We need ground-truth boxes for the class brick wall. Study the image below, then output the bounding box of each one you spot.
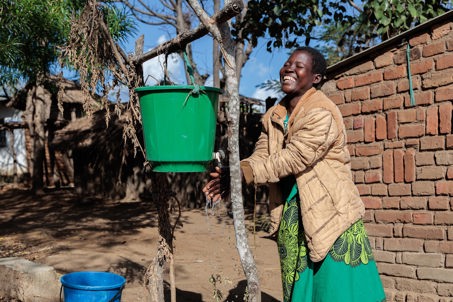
[323,18,453,302]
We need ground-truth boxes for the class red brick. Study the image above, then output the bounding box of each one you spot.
[364,116,375,142]
[375,210,412,223]
[328,93,344,105]
[379,263,417,278]
[349,61,374,74]
[411,59,434,75]
[448,167,453,179]
[366,224,393,237]
[400,197,427,209]
[398,124,424,138]
[448,39,453,51]
[412,181,436,196]
[432,23,451,40]
[365,170,382,183]
[353,116,364,129]
[423,41,446,57]
[374,53,394,68]
[356,184,370,195]
[384,65,406,80]
[405,140,418,150]
[404,149,416,182]
[371,82,395,98]
[409,34,430,46]
[448,134,453,149]
[362,99,383,113]
[362,211,374,223]
[384,238,423,252]
[415,152,435,166]
[343,116,353,129]
[406,90,434,107]
[397,76,421,93]
[423,70,453,88]
[362,196,382,209]
[376,115,387,140]
[436,53,453,70]
[435,212,453,225]
[416,166,446,180]
[394,278,438,294]
[416,107,426,121]
[425,240,453,254]
[355,71,383,87]
[351,86,369,101]
[403,225,445,240]
[339,103,361,117]
[420,136,445,150]
[394,149,405,183]
[435,85,453,102]
[355,144,382,156]
[382,197,400,209]
[439,101,452,134]
[371,183,387,196]
[354,170,365,183]
[385,141,405,149]
[446,255,453,267]
[436,181,453,195]
[398,109,417,123]
[337,77,354,90]
[387,111,398,139]
[383,96,404,110]
[435,150,453,165]
[388,183,411,196]
[413,212,434,224]
[383,150,394,184]
[426,106,439,135]
[429,196,450,210]
[347,130,363,143]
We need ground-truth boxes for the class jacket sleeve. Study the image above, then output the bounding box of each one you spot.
[240,127,270,184]
[248,108,340,185]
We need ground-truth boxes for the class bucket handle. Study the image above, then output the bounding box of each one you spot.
[108,285,125,302]
[182,51,206,107]
[59,284,125,302]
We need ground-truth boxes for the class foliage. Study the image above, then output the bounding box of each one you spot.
[238,0,452,61]
[0,0,77,85]
[0,0,135,88]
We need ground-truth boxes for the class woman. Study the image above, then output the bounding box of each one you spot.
[204,47,385,302]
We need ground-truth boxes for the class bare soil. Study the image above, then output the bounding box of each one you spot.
[0,185,282,302]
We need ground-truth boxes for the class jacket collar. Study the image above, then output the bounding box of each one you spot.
[272,87,317,123]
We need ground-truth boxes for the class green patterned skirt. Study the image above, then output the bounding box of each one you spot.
[277,194,386,302]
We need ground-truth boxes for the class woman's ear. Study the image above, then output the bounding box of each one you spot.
[313,73,322,85]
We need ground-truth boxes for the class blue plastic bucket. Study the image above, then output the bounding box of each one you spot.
[60,271,126,302]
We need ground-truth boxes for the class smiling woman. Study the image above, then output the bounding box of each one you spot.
[204,46,386,302]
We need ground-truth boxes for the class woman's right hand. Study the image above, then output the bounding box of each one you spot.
[203,166,229,202]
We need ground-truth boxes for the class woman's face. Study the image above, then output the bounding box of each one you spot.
[279,50,321,98]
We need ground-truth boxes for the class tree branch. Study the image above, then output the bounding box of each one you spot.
[134,0,243,65]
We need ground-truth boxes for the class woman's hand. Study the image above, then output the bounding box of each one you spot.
[203,166,230,202]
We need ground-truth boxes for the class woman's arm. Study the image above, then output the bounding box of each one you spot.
[247,108,340,184]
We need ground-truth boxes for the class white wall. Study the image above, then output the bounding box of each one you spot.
[0,108,28,176]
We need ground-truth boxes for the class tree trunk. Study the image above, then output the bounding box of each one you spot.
[223,48,261,302]
[185,0,261,300]
[145,173,176,302]
[25,84,52,194]
[219,10,261,302]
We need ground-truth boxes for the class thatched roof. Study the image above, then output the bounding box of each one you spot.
[7,75,99,111]
[52,109,125,151]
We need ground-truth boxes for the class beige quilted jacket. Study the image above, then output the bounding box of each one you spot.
[240,87,365,262]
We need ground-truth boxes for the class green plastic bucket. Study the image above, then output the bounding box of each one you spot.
[136,85,221,172]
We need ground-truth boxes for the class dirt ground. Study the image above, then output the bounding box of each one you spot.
[0,185,282,302]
